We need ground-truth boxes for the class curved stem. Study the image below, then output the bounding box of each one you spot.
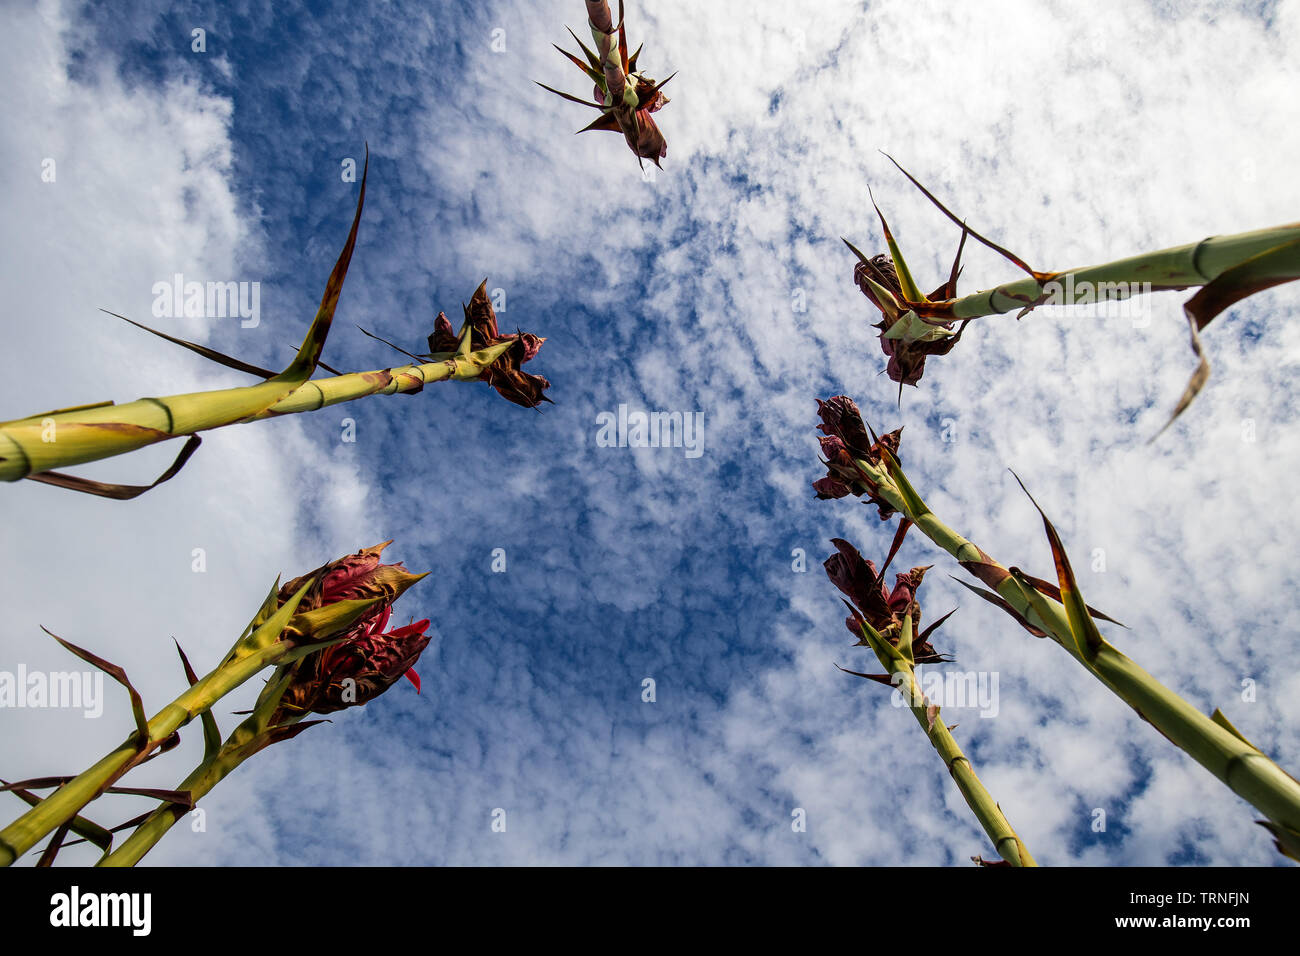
[0,642,290,866]
[853,452,1300,858]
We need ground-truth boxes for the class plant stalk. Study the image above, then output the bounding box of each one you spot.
[850,449,1300,857]
[919,224,1300,320]
[98,711,307,867]
[0,640,294,866]
[857,617,1036,866]
[0,343,512,484]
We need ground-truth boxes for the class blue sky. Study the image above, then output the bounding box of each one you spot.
[2,0,1299,866]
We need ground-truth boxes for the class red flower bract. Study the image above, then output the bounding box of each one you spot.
[813,396,902,520]
[427,281,552,408]
[853,253,969,387]
[274,542,433,717]
[824,538,951,666]
[543,0,673,168]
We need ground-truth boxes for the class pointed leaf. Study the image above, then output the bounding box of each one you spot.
[1210,708,1262,752]
[280,599,383,654]
[281,343,344,376]
[175,639,221,761]
[404,667,422,693]
[1256,820,1300,862]
[41,628,149,741]
[950,575,1049,638]
[553,43,603,84]
[0,776,74,791]
[36,821,74,868]
[104,787,194,808]
[264,719,328,746]
[856,616,905,666]
[278,144,369,381]
[1155,237,1300,437]
[832,662,894,687]
[235,576,315,656]
[101,309,277,378]
[355,324,426,365]
[876,445,928,519]
[933,223,969,300]
[25,434,201,500]
[1018,574,1127,628]
[617,0,630,71]
[1010,471,1104,659]
[896,612,915,665]
[577,112,622,134]
[918,607,958,643]
[0,780,113,852]
[867,186,925,304]
[535,81,603,109]
[567,26,605,73]
[883,153,1044,280]
[877,518,912,580]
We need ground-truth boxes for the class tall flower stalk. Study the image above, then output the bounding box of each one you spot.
[98,543,432,866]
[0,542,430,866]
[846,157,1300,432]
[825,538,1036,866]
[538,1,674,168]
[814,395,1300,861]
[0,155,550,499]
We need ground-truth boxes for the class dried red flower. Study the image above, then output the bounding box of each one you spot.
[813,395,902,520]
[274,542,433,716]
[824,537,952,666]
[427,281,552,408]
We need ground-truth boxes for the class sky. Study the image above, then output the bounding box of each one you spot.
[1,0,1298,866]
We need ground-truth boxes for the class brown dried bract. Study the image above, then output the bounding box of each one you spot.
[813,395,901,520]
[427,281,552,408]
[824,538,953,666]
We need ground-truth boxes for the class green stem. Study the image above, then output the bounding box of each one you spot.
[0,344,511,483]
[0,641,291,866]
[856,453,1300,856]
[913,224,1300,320]
[858,619,1036,866]
[98,712,305,867]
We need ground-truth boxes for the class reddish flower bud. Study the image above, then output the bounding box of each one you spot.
[812,475,853,500]
[279,615,432,716]
[546,1,672,167]
[426,282,552,408]
[854,253,969,387]
[824,538,950,666]
[813,396,902,519]
[630,109,668,165]
[274,542,433,717]
[432,312,455,344]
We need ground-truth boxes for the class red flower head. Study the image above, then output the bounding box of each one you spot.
[824,538,952,666]
[813,395,902,520]
[540,0,673,167]
[426,281,552,408]
[853,252,969,388]
[274,542,433,716]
